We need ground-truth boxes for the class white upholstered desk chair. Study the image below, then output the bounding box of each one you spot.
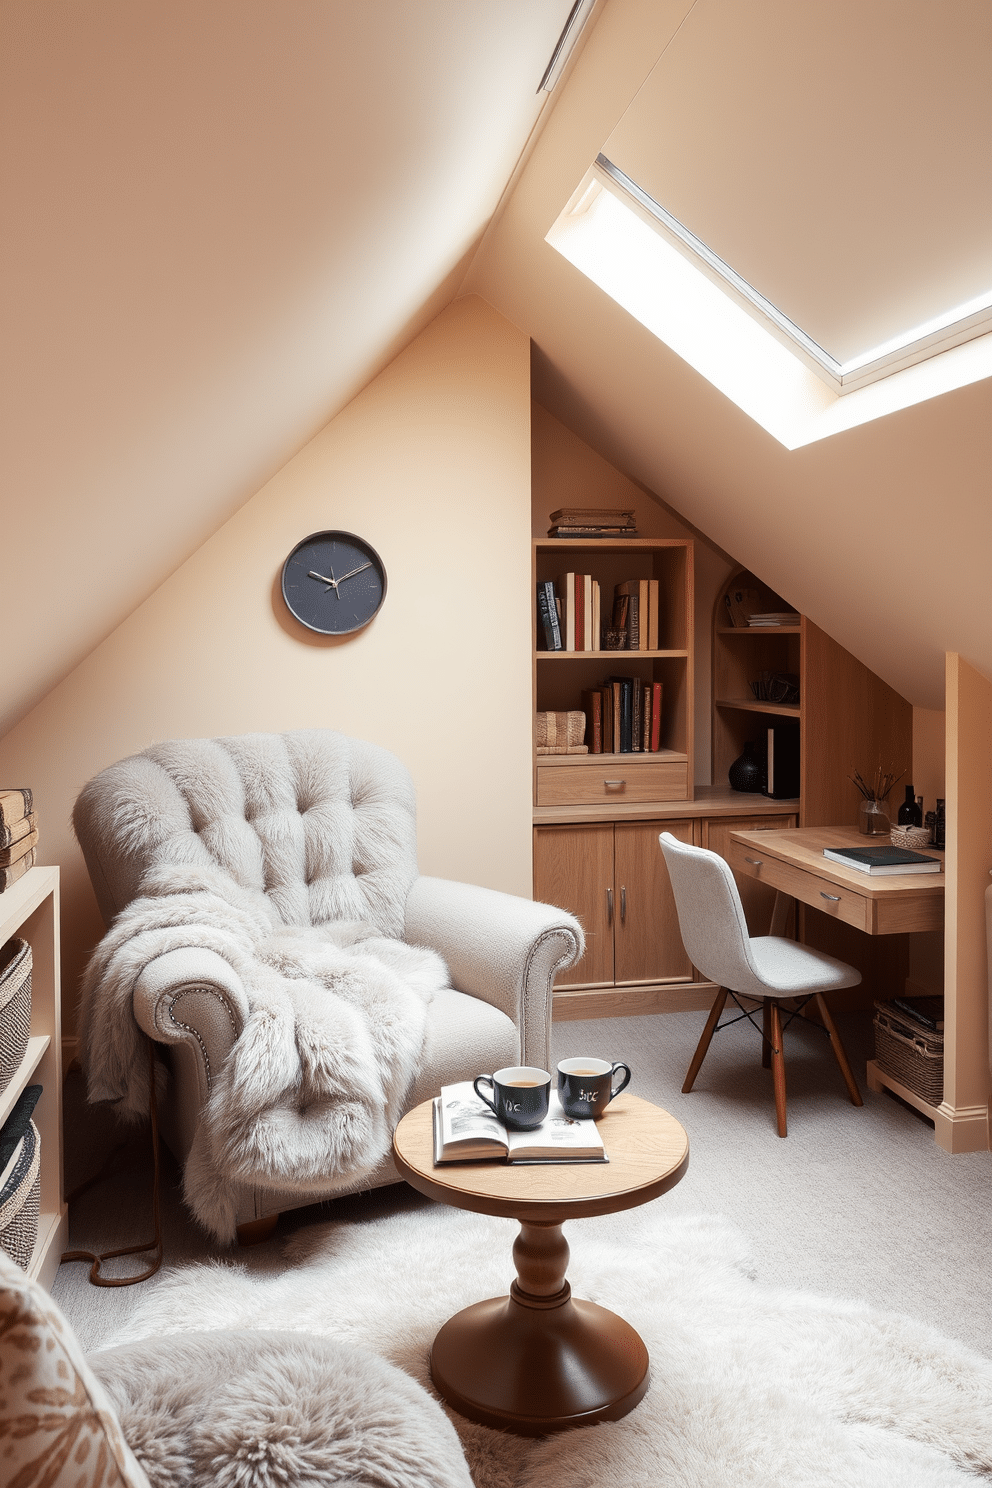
[658,832,864,1137]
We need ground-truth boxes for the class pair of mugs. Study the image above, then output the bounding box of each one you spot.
[474,1057,631,1130]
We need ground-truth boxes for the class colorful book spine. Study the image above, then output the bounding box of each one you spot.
[650,682,663,751]
[536,581,562,651]
[581,689,603,753]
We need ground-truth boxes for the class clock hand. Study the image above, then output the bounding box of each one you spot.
[334,561,373,584]
[308,569,338,591]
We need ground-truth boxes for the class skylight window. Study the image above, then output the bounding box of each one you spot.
[546,162,992,450]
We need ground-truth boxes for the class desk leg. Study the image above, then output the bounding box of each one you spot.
[429,1219,649,1435]
[769,890,792,937]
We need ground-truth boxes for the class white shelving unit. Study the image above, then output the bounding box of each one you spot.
[1,866,67,1290]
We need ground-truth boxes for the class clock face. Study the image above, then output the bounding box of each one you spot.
[281,530,387,636]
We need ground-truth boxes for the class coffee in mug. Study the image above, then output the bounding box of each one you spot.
[557,1057,631,1120]
[474,1066,551,1130]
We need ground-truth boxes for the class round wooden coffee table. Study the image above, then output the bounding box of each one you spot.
[392,1092,689,1435]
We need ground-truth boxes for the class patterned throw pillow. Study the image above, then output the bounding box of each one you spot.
[0,1248,150,1488]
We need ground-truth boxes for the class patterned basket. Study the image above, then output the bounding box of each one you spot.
[889,824,932,849]
[873,1001,943,1106]
[0,1118,41,1269]
[0,938,31,1096]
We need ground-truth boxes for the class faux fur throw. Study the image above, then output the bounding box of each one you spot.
[78,862,449,1240]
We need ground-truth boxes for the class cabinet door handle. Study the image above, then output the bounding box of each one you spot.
[620,886,627,924]
[604,779,626,790]
[744,856,763,867]
[607,888,613,926]
[820,891,841,902]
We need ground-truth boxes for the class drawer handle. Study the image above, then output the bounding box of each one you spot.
[744,856,763,867]
[604,779,626,789]
[607,887,614,926]
[821,892,841,902]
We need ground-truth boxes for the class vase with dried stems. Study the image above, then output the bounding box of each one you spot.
[851,764,906,836]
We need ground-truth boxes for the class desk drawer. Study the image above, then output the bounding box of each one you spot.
[537,760,688,806]
[728,842,869,932]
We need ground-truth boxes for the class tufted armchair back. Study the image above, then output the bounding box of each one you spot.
[73,730,420,938]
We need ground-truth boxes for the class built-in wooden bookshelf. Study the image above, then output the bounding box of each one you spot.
[0,867,67,1291]
[533,538,694,804]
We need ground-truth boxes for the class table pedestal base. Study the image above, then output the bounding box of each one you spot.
[429,1220,649,1435]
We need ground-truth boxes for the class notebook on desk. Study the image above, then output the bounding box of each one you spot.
[822,845,942,876]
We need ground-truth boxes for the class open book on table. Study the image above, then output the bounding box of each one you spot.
[433,1082,608,1165]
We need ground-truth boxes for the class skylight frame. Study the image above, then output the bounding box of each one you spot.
[594,154,992,396]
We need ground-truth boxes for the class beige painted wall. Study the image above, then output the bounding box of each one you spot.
[530,402,734,784]
[0,296,533,1035]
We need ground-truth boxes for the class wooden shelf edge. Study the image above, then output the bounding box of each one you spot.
[0,1035,50,1126]
[715,698,801,718]
[536,650,689,660]
[865,1059,940,1121]
[26,1206,70,1293]
[0,867,60,943]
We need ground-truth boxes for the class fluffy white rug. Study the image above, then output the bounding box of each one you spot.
[104,1204,992,1488]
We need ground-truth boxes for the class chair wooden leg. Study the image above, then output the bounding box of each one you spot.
[769,1001,787,1136]
[762,999,772,1068]
[682,988,729,1093]
[814,992,864,1106]
[236,1214,279,1246]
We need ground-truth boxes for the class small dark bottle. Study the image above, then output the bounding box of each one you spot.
[897,785,923,827]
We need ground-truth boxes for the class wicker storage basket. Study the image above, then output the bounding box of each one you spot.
[0,938,31,1096]
[0,1117,41,1269]
[873,1000,944,1106]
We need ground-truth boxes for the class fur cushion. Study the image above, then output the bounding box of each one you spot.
[90,1329,473,1488]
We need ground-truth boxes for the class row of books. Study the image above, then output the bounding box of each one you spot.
[582,679,663,755]
[0,788,38,892]
[537,576,661,652]
[547,506,637,539]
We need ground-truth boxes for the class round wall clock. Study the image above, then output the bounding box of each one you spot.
[281,530,387,636]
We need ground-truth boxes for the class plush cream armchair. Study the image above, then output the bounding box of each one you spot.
[73,730,582,1240]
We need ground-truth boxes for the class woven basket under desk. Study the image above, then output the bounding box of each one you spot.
[0,938,31,1097]
[873,1001,944,1106]
[0,1117,41,1270]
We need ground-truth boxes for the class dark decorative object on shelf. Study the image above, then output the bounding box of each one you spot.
[749,671,800,705]
[728,741,764,793]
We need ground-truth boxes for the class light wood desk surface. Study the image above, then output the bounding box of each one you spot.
[728,825,944,936]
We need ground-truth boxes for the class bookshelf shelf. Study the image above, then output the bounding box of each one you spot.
[715,698,801,719]
[536,649,690,661]
[716,626,801,636]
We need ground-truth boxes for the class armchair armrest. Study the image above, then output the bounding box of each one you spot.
[132,948,249,1105]
[404,876,583,1072]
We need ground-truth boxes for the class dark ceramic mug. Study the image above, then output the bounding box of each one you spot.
[557,1057,632,1120]
[473,1066,551,1131]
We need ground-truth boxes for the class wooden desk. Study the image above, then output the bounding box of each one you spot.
[728,825,944,936]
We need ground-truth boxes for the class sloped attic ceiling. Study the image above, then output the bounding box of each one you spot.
[0,0,590,737]
[466,0,992,709]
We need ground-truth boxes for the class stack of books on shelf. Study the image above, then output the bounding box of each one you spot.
[0,789,37,892]
[547,507,638,538]
[747,611,799,628]
[537,577,660,652]
[582,679,663,755]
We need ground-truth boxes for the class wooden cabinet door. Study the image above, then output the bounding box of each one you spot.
[614,819,695,985]
[533,825,615,988]
[702,814,797,936]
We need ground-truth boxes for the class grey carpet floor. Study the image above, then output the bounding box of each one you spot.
[53,1008,992,1359]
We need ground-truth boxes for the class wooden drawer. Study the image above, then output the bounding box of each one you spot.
[536,759,688,806]
[727,841,869,933]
